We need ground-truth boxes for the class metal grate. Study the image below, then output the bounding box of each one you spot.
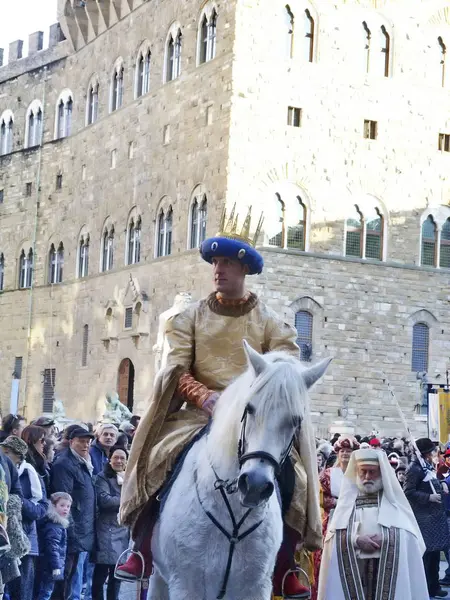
[440,218,450,268]
[412,323,429,372]
[56,174,62,190]
[124,307,133,329]
[287,107,302,127]
[25,182,32,197]
[345,222,362,257]
[363,120,377,140]
[287,225,304,249]
[42,368,56,412]
[13,357,22,379]
[295,310,313,362]
[365,215,382,260]
[0,190,3,204]
[439,133,450,152]
[81,324,89,367]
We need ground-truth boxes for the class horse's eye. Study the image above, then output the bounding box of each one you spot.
[246,403,256,415]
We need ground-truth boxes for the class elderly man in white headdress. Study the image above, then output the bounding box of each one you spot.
[318,448,428,600]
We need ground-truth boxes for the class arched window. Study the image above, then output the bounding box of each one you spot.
[78,234,89,278]
[269,194,286,247]
[287,197,307,250]
[0,253,4,291]
[439,36,447,87]
[49,243,64,284]
[81,324,89,367]
[136,49,151,97]
[295,310,313,362]
[87,82,99,125]
[19,248,33,289]
[111,65,124,112]
[127,217,141,265]
[412,323,429,372]
[56,94,73,139]
[365,208,383,260]
[157,208,173,257]
[440,218,450,268]
[190,194,208,248]
[26,103,43,148]
[0,114,13,155]
[303,9,314,63]
[199,9,218,64]
[345,205,364,257]
[101,225,114,272]
[363,21,371,74]
[381,25,390,77]
[284,5,295,59]
[166,30,182,82]
[421,215,437,267]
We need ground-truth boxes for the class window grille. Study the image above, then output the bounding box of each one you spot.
[27,108,42,147]
[42,368,56,412]
[49,243,64,284]
[13,357,23,379]
[0,253,4,291]
[165,209,173,256]
[82,324,89,367]
[57,101,65,139]
[303,9,314,63]
[124,307,133,329]
[190,196,207,249]
[345,206,363,257]
[295,311,313,361]
[137,51,151,97]
[200,15,208,64]
[25,182,32,197]
[363,120,377,140]
[102,227,114,272]
[365,210,383,260]
[112,68,124,111]
[127,219,141,265]
[157,210,173,257]
[87,85,99,125]
[78,236,89,278]
[412,323,429,372]
[421,215,437,267]
[0,190,3,204]
[440,218,450,268]
[167,31,182,81]
[0,117,13,155]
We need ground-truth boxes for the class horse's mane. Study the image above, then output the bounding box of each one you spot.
[208,350,311,465]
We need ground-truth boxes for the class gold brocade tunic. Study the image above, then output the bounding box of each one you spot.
[164,292,300,392]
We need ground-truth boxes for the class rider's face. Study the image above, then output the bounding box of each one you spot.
[212,257,247,297]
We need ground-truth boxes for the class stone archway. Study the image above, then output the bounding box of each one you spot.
[117,358,135,411]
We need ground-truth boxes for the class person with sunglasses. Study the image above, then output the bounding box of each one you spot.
[0,414,26,444]
[21,426,51,495]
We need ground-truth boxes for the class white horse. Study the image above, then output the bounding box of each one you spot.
[149,341,331,600]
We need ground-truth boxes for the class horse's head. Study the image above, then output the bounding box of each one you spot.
[234,341,331,508]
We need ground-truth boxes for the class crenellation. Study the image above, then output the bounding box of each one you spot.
[28,32,44,56]
[9,40,23,62]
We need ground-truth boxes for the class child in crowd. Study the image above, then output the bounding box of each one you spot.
[36,492,72,600]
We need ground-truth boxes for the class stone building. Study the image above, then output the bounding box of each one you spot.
[0,0,450,434]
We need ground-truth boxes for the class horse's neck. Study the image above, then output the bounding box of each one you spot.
[197,435,240,487]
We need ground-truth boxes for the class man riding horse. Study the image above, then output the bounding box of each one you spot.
[118,207,323,598]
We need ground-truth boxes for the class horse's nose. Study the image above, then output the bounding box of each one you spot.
[238,471,274,507]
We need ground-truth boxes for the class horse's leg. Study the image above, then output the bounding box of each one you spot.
[147,569,169,600]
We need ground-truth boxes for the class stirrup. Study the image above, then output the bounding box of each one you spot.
[114,549,148,582]
[281,567,311,599]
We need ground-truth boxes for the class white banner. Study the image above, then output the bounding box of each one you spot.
[428,392,439,440]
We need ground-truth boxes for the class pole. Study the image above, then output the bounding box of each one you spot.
[382,372,437,494]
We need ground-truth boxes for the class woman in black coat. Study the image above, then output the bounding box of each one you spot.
[404,437,450,599]
[92,446,130,600]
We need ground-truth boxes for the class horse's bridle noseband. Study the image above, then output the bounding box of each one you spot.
[237,404,295,474]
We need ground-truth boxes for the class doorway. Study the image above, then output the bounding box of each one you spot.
[117,358,135,411]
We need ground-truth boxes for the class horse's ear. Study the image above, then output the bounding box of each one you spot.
[302,357,332,389]
[243,340,266,376]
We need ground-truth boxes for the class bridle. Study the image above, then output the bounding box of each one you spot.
[238,403,295,475]
[194,404,297,599]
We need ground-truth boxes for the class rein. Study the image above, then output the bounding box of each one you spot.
[194,405,295,599]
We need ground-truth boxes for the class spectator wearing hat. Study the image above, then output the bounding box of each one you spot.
[50,426,96,600]
[369,437,381,448]
[129,415,141,431]
[32,417,56,439]
[1,436,48,600]
[404,437,450,598]
[119,421,135,447]
[0,414,26,444]
[395,461,407,487]
[90,424,119,476]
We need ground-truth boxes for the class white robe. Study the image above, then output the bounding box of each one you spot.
[318,504,429,600]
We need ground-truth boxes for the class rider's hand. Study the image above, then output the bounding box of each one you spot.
[201,393,219,416]
[430,493,442,504]
[356,535,381,553]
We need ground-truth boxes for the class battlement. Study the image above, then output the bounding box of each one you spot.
[0,23,65,68]
[0,24,68,84]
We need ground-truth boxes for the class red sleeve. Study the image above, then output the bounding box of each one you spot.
[320,469,335,513]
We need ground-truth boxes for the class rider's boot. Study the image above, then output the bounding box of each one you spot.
[115,539,152,580]
[273,526,310,599]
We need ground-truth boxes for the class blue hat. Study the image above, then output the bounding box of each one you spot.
[200,236,264,275]
[200,205,264,275]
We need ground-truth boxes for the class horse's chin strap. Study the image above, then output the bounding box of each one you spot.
[194,466,265,600]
